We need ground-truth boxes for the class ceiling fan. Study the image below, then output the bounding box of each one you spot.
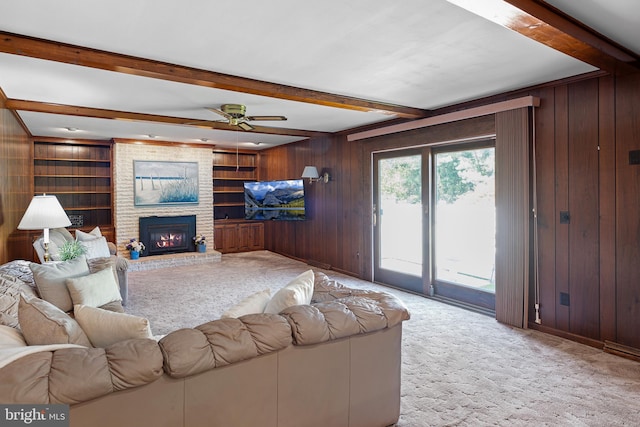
[207,104,287,131]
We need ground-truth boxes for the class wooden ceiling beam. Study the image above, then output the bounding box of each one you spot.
[5,99,328,138]
[447,0,639,75]
[0,31,428,119]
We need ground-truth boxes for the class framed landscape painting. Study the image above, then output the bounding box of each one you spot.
[134,160,199,206]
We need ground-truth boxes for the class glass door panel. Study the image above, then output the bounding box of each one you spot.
[433,145,496,310]
[373,150,424,293]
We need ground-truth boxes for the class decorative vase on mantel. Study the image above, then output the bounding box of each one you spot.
[130,250,140,260]
[197,244,206,253]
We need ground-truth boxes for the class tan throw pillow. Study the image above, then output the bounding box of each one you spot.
[30,256,90,312]
[222,289,272,318]
[264,269,315,314]
[18,296,92,347]
[66,267,122,308]
[74,304,153,348]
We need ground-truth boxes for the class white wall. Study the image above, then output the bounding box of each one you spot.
[114,142,213,254]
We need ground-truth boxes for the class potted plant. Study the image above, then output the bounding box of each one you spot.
[126,238,145,260]
[58,240,87,261]
[193,234,206,253]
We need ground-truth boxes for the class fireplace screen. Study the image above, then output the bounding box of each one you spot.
[139,215,196,256]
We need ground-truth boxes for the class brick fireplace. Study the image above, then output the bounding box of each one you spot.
[113,142,214,257]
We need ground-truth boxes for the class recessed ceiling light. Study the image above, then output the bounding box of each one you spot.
[65,127,78,132]
[200,138,209,142]
[147,134,157,138]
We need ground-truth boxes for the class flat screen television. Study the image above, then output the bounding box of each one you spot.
[244,179,306,221]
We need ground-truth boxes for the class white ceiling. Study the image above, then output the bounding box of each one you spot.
[0,0,636,150]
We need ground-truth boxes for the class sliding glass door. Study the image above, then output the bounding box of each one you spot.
[372,150,425,293]
[373,141,496,311]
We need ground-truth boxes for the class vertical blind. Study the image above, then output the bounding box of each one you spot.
[495,108,532,328]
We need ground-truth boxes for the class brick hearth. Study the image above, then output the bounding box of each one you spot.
[127,250,222,272]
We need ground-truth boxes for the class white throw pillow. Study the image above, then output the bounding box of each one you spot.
[222,289,271,318]
[264,270,315,314]
[66,268,122,308]
[79,236,111,259]
[74,305,153,348]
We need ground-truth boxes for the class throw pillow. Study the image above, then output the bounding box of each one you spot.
[264,269,315,314]
[18,296,92,347]
[75,226,102,241]
[0,324,27,349]
[66,267,122,308]
[30,256,90,312]
[79,236,111,259]
[221,289,271,318]
[74,304,153,348]
[0,271,39,328]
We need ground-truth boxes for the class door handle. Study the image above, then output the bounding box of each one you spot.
[372,204,377,227]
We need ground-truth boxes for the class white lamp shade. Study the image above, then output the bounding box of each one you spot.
[17,195,72,230]
[301,166,320,179]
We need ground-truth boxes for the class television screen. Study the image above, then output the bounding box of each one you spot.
[244,179,306,221]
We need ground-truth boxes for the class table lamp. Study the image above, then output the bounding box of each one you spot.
[18,194,72,261]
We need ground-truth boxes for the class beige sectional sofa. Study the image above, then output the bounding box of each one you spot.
[0,262,410,427]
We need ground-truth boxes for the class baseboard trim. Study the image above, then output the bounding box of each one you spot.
[604,341,640,362]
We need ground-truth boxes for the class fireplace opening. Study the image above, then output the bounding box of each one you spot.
[139,215,196,257]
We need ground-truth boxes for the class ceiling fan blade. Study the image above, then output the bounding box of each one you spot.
[237,121,254,131]
[246,115,287,121]
[207,107,233,121]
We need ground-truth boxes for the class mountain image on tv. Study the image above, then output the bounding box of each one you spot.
[244,179,305,220]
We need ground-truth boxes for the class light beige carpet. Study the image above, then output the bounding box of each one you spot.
[126,250,640,426]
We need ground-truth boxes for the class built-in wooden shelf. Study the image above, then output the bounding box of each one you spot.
[212,150,258,220]
[33,139,114,232]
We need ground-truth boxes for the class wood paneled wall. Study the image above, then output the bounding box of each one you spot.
[262,71,640,351]
[0,98,33,264]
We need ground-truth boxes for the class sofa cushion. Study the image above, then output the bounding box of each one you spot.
[29,256,90,312]
[0,271,39,328]
[159,314,292,379]
[66,267,122,308]
[222,289,271,318]
[74,305,153,348]
[18,296,92,347]
[264,269,314,314]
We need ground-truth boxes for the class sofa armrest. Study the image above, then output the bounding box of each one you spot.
[0,339,163,404]
[159,313,292,379]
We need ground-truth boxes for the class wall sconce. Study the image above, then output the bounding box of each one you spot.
[17,194,71,262]
[301,166,330,184]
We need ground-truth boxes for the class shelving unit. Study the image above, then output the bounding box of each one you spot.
[212,149,264,253]
[212,150,258,220]
[33,140,114,240]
